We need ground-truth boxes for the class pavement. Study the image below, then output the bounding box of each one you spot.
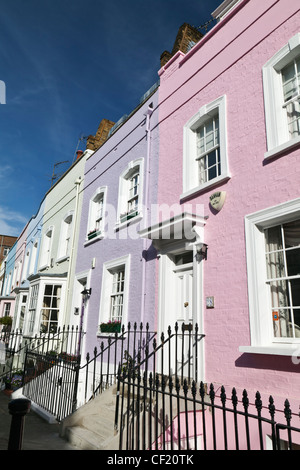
[0,391,79,451]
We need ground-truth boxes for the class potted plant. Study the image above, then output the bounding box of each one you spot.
[120,209,138,223]
[3,372,23,395]
[99,320,122,333]
[58,352,78,363]
[0,316,12,326]
[0,315,12,333]
[88,229,101,240]
[11,374,22,390]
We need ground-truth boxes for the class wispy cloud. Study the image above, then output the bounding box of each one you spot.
[0,165,13,179]
[0,206,28,236]
[10,84,51,106]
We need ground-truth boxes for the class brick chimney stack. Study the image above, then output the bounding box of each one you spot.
[86,119,115,151]
[160,23,203,67]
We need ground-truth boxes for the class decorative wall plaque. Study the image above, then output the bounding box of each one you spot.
[209,191,226,212]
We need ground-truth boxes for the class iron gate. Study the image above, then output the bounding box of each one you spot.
[22,349,80,422]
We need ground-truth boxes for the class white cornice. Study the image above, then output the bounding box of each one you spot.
[212,0,242,21]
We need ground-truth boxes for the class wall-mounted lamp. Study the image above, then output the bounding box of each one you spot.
[81,288,92,296]
[196,243,208,260]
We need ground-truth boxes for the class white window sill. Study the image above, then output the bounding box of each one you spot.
[56,255,69,264]
[96,330,122,337]
[264,136,300,160]
[84,233,104,246]
[239,344,300,357]
[114,214,143,232]
[38,264,49,272]
[181,174,230,200]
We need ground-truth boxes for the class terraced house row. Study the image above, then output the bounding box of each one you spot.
[1,0,300,450]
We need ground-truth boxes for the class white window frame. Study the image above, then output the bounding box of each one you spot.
[29,240,38,275]
[116,159,144,229]
[12,260,22,289]
[182,95,229,199]
[98,254,130,333]
[5,271,12,295]
[86,186,107,243]
[263,33,300,160]
[40,283,62,334]
[3,247,9,256]
[4,302,11,316]
[12,265,18,290]
[16,292,27,331]
[22,250,30,281]
[27,282,39,335]
[242,198,300,357]
[57,211,74,261]
[39,227,54,270]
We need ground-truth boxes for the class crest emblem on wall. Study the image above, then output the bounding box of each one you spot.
[209,191,226,212]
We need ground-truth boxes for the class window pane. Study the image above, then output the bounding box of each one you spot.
[44,284,53,296]
[198,156,207,184]
[110,269,125,322]
[290,278,300,307]
[265,225,283,251]
[273,308,293,338]
[198,128,205,155]
[283,219,300,247]
[282,61,297,102]
[215,118,219,146]
[207,150,217,168]
[286,100,300,139]
[266,251,285,279]
[50,309,58,322]
[43,296,51,309]
[205,120,214,150]
[286,248,300,277]
[208,162,217,180]
[293,309,300,337]
[40,284,61,333]
[273,307,300,338]
[208,150,219,180]
[270,280,289,309]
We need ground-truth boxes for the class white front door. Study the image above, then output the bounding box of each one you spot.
[173,264,194,379]
[174,264,193,332]
[159,249,204,381]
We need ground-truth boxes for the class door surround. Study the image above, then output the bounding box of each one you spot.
[139,212,206,381]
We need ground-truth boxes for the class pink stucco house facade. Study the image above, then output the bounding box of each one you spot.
[139,0,300,447]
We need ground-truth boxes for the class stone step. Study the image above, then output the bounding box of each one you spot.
[81,414,115,439]
[65,426,104,450]
[60,387,119,450]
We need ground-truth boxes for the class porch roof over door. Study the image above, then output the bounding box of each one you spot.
[138,212,206,251]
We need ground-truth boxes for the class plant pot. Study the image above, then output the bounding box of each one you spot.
[120,211,138,223]
[100,323,121,333]
[88,231,100,240]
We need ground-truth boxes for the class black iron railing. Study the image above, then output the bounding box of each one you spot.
[22,349,80,422]
[0,326,84,420]
[78,322,157,404]
[113,323,300,451]
[17,322,155,421]
[115,370,300,451]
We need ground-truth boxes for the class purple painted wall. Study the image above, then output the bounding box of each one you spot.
[75,90,159,356]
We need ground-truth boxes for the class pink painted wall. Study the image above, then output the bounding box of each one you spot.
[157,0,300,416]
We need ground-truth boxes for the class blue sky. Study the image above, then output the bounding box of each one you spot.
[0,0,221,236]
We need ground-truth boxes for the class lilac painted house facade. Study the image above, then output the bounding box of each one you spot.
[73,87,159,360]
[138,0,300,449]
